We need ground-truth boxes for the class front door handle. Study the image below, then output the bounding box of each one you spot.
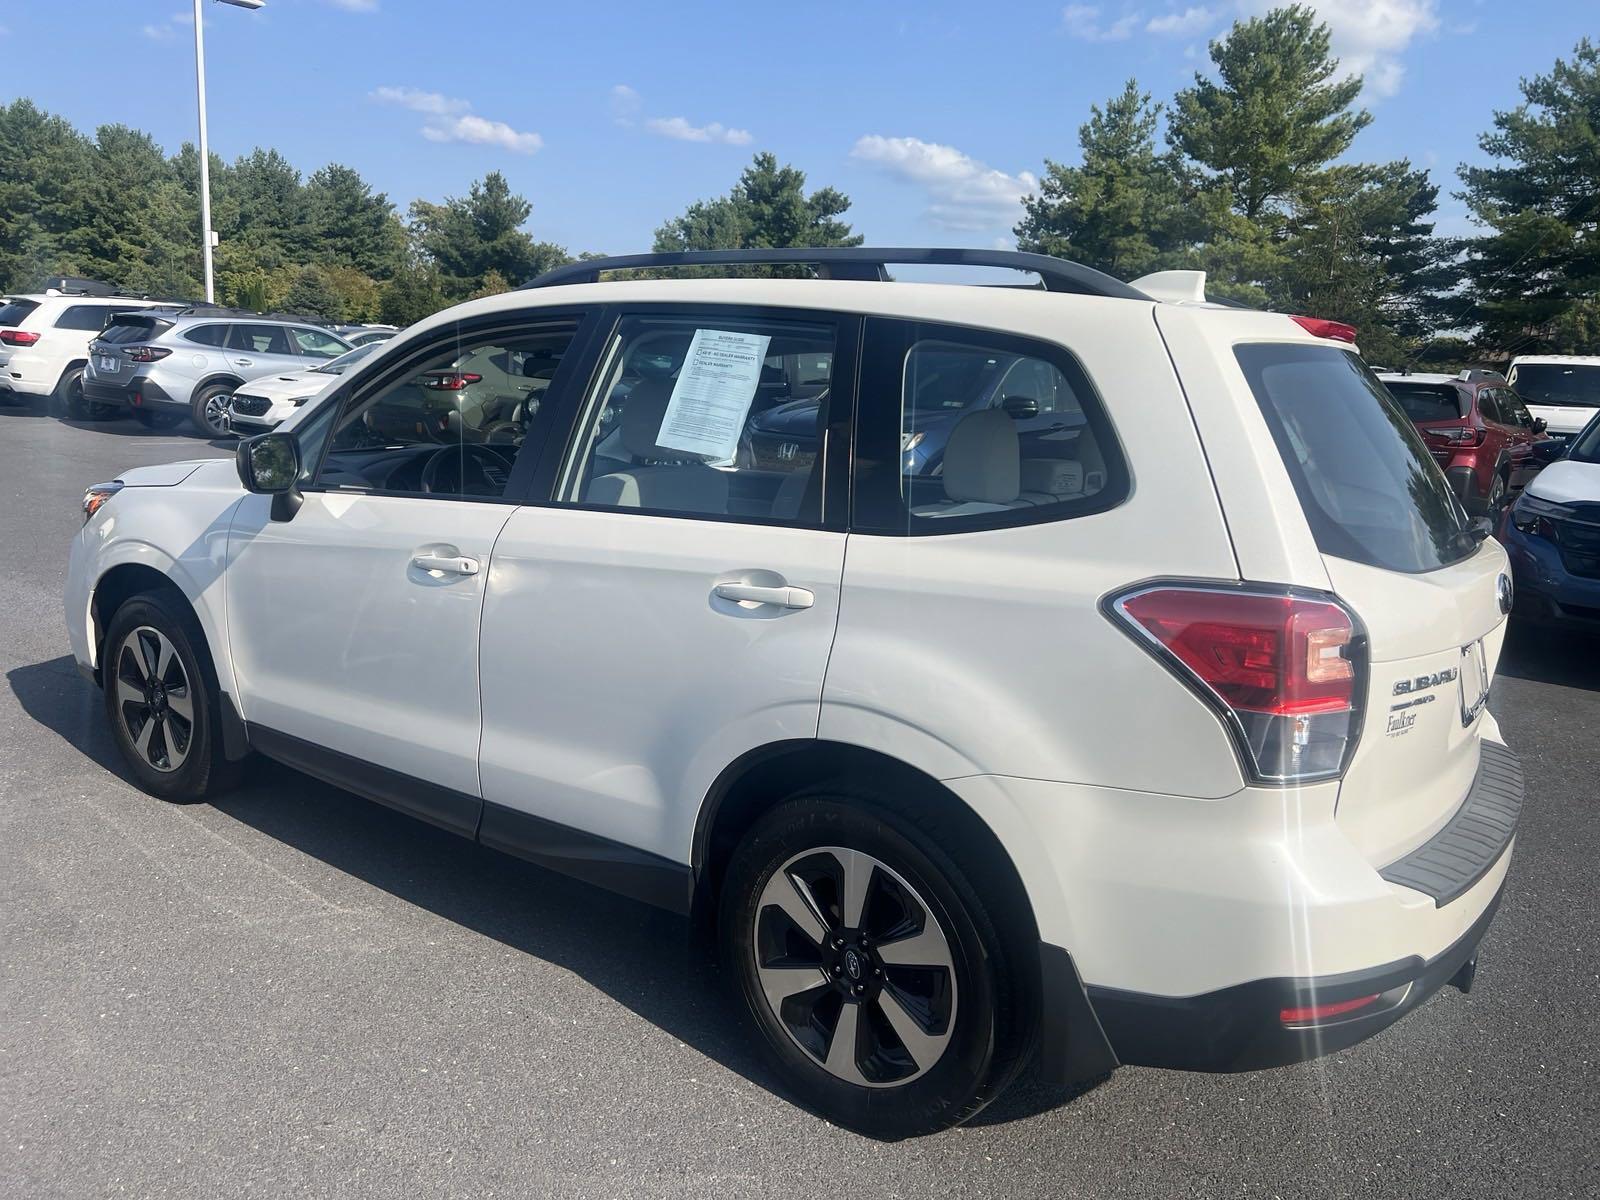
[714,582,814,609]
[412,553,480,576]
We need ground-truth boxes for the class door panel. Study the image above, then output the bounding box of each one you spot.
[227,491,513,804]
[477,509,845,861]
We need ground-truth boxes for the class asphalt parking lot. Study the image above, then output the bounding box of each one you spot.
[2,403,1597,1199]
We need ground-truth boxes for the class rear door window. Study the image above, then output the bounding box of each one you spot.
[0,299,40,326]
[1236,343,1471,574]
[55,304,130,331]
[229,324,293,356]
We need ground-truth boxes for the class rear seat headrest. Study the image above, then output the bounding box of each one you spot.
[943,410,1020,504]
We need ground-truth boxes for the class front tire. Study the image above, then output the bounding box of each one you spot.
[720,793,1029,1138]
[102,591,235,802]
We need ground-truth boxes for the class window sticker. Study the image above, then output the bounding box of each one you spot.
[656,328,772,461]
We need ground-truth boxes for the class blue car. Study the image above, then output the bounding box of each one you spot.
[1500,408,1600,633]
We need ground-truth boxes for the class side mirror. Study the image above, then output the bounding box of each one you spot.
[1468,515,1495,543]
[1000,394,1040,420]
[1533,417,1547,433]
[236,432,303,521]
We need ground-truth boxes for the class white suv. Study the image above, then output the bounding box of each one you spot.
[64,249,1522,1138]
[0,281,170,417]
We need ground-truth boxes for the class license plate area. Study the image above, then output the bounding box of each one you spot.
[1459,638,1489,726]
[97,355,119,372]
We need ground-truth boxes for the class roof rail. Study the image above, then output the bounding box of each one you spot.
[166,303,337,326]
[522,247,1150,300]
[39,276,197,302]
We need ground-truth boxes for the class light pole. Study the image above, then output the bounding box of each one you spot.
[192,0,264,304]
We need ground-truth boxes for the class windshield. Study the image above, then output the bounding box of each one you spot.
[1508,362,1600,408]
[1384,381,1467,422]
[1568,410,1600,464]
[311,341,379,375]
[100,316,173,344]
[1237,344,1471,573]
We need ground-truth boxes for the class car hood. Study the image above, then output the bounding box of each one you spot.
[749,397,824,438]
[114,460,212,488]
[1525,458,1600,505]
[239,369,335,403]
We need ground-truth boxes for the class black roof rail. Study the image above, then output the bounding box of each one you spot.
[522,247,1150,300]
[167,304,337,326]
[39,276,199,303]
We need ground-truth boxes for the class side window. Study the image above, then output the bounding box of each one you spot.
[293,327,348,359]
[1477,388,1503,424]
[184,324,229,347]
[312,320,579,500]
[1507,392,1534,427]
[558,313,837,524]
[228,324,292,356]
[859,325,1124,530]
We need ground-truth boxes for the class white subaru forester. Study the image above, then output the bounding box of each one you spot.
[65,249,1522,1138]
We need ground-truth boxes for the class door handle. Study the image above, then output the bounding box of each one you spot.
[233,357,254,367]
[412,553,480,576]
[714,582,814,609]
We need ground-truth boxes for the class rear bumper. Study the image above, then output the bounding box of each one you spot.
[1071,876,1503,1073]
[81,377,181,409]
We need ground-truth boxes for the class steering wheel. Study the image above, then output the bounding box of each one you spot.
[419,442,515,496]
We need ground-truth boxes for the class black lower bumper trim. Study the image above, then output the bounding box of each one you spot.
[1380,741,1522,907]
[1077,877,1505,1072]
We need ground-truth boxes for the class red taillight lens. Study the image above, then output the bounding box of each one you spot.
[1110,585,1364,783]
[1279,994,1380,1025]
[421,371,482,391]
[1291,316,1358,344]
[0,329,41,346]
[124,346,171,363]
[1425,426,1483,447]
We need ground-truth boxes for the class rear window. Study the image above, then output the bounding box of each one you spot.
[1237,344,1471,574]
[1507,362,1600,409]
[0,299,40,327]
[100,317,174,344]
[1384,381,1466,423]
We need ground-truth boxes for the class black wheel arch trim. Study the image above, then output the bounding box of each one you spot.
[189,374,244,406]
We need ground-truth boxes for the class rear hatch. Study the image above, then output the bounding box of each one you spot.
[1235,343,1509,867]
[1383,379,1474,468]
[0,297,42,375]
[90,314,174,384]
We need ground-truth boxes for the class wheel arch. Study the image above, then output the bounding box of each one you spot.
[690,739,1041,954]
[189,374,244,406]
[54,357,89,392]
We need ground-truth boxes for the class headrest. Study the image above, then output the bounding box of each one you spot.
[621,377,702,462]
[942,410,1019,504]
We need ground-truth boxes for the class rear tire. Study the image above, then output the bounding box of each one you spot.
[101,591,236,803]
[719,791,1029,1138]
[56,367,120,421]
[190,383,235,438]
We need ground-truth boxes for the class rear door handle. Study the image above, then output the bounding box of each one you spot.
[233,357,254,367]
[412,553,480,576]
[714,582,814,609]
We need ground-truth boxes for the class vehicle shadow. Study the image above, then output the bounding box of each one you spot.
[1497,621,1600,693]
[7,653,1097,1134]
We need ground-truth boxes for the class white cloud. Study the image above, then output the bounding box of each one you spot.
[142,23,173,40]
[851,135,1037,233]
[645,116,753,146]
[372,87,541,154]
[371,86,470,116]
[325,0,380,12]
[1061,4,1142,42]
[1147,6,1215,35]
[1232,0,1439,97]
[421,115,543,155]
[610,84,641,126]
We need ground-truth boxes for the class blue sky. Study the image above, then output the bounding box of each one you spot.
[1,1,1594,256]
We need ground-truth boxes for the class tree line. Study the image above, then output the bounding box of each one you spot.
[1,6,1594,364]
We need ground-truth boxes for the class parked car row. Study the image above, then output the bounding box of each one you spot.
[0,277,395,435]
[65,248,1531,1136]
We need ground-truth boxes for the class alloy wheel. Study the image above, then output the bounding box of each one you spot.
[113,626,194,773]
[753,846,957,1087]
[202,392,231,436]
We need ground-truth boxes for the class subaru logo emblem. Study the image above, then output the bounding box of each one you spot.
[843,948,863,980]
[1497,573,1513,615]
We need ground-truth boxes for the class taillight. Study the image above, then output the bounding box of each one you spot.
[1108,584,1365,783]
[1290,316,1358,344]
[421,371,482,391]
[1425,425,1483,447]
[0,329,41,346]
[124,346,171,363]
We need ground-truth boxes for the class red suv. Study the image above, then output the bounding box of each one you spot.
[1379,370,1546,516]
